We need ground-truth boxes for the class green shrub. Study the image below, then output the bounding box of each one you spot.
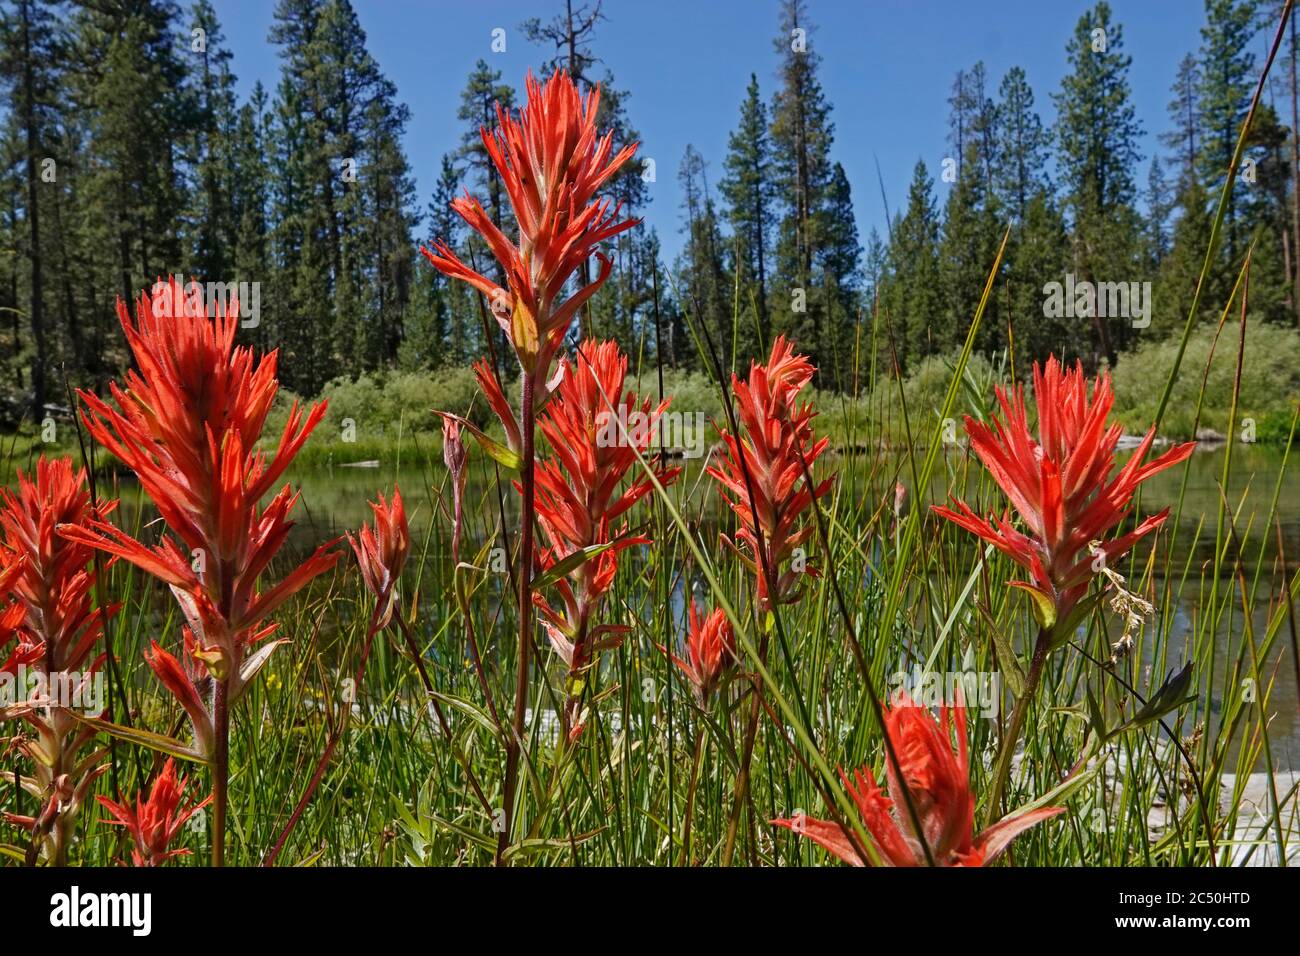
[1111,320,1300,441]
[263,366,491,463]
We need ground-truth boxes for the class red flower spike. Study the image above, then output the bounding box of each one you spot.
[527,340,678,724]
[0,456,118,862]
[773,697,1064,866]
[0,457,117,675]
[933,356,1195,629]
[59,277,341,753]
[663,600,737,702]
[422,71,639,384]
[97,758,212,866]
[347,488,410,627]
[706,336,835,611]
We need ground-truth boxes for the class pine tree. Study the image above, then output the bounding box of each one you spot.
[818,161,861,387]
[267,0,418,389]
[720,73,774,352]
[0,0,63,415]
[521,0,604,86]
[455,60,515,250]
[863,227,887,306]
[995,65,1051,223]
[938,143,1001,356]
[1054,3,1142,218]
[676,144,731,369]
[769,0,837,376]
[1156,176,1212,335]
[1144,156,1174,268]
[1052,1,1144,363]
[231,82,272,353]
[1007,192,1072,364]
[520,1,653,356]
[186,0,238,284]
[358,73,417,367]
[406,153,472,370]
[885,161,942,369]
[1162,52,1202,190]
[1197,0,1257,266]
[268,0,334,390]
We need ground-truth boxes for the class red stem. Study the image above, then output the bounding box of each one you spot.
[498,370,536,866]
[211,676,229,867]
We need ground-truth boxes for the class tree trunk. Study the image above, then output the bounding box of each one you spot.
[20,0,47,420]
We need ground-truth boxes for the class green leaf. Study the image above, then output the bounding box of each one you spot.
[1111,663,1195,737]
[1048,591,1104,649]
[977,601,1026,695]
[0,844,27,863]
[427,690,500,740]
[293,847,328,867]
[1084,684,1108,738]
[239,638,289,689]
[443,414,521,470]
[1009,581,1057,632]
[501,831,601,862]
[531,541,617,591]
[428,812,498,852]
[71,714,208,765]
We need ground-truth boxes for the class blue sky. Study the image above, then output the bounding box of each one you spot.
[211,1,1231,261]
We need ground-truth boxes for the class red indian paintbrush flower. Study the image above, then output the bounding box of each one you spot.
[60,279,341,740]
[773,697,1064,866]
[933,357,1195,630]
[442,418,468,565]
[530,340,678,730]
[348,488,410,627]
[422,70,639,383]
[707,336,835,611]
[663,599,737,703]
[97,758,211,866]
[424,69,639,860]
[0,456,118,863]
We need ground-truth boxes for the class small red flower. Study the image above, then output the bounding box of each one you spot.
[347,488,410,626]
[442,418,469,564]
[933,357,1195,629]
[773,698,1063,866]
[97,758,212,866]
[664,600,737,702]
[422,70,639,382]
[707,336,835,610]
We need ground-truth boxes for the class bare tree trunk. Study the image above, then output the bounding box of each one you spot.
[19,0,47,420]
[1290,6,1300,325]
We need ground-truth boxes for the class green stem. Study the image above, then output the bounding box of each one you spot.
[677,724,706,867]
[985,628,1051,827]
